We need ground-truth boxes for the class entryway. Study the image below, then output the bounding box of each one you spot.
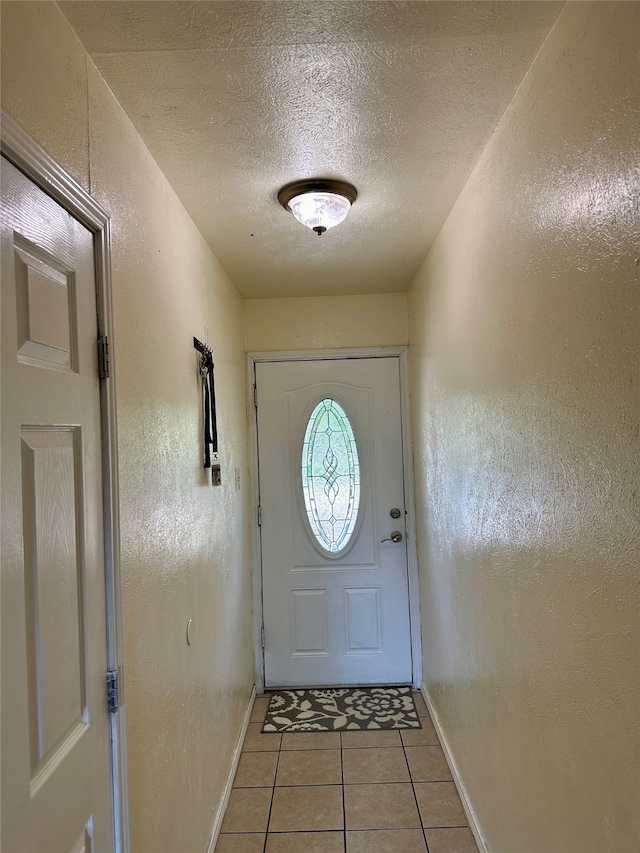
[253,353,420,689]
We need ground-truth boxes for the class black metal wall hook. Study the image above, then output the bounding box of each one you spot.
[194,336,218,466]
[193,336,210,357]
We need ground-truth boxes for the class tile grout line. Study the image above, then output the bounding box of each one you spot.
[261,729,281,853]
[401,720,431,853]
[340,732,347,851]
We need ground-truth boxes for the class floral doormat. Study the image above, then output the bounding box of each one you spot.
[262,687,422,732]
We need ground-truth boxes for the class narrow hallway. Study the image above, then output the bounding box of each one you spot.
[216,692,478,853]
[1,2,637,851]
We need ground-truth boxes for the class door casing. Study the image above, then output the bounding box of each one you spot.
[1,110,129,853]
[247,347,422,693]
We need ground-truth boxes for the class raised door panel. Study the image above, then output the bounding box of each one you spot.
[14,239,77,370]
[68,822,94,853]
[21,429,88,778]
[291,589,329,656]
[344,587,383,655]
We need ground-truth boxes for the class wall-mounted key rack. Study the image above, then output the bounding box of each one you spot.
[194,336,220,485]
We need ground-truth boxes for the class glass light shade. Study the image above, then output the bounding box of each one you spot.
[287,191,352,232]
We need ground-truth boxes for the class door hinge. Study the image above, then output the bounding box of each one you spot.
[257,505,262,526]
[261,627,265,649]
[98,336,110,380]
[106,669,119,714]
[253,384,258,408]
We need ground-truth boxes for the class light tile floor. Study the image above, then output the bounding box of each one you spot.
[216,691,478,853]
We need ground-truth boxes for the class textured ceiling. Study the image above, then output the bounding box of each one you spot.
[59,1,562,298]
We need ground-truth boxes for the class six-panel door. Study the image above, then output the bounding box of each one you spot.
[1,158,113,851]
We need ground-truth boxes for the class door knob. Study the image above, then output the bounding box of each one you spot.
[381,531,403,543]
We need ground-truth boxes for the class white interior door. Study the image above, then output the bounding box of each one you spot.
[256,357,413,687]
[1,158,114,851]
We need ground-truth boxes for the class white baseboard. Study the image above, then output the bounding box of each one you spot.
[206,685,256,853]
[421,682,488,853]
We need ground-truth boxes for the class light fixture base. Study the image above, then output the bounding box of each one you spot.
[278,178,358,210]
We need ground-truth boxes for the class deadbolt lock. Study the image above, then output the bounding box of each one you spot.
[390,507,402,519]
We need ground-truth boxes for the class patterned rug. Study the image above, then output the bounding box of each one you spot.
[262,687,422,732]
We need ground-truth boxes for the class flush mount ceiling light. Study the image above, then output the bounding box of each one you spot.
[278,179,358,236]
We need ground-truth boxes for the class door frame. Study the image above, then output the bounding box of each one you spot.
[1,110,129,852]
[246,347,422,693]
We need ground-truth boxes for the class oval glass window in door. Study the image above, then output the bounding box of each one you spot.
[301,398,361,554]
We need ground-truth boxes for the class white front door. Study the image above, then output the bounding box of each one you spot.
[1,158,114,851]
[256,356,413,687]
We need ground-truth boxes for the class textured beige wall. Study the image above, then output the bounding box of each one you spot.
[243,293,408,352]
[408,3,639,851]
[2,4,254,852]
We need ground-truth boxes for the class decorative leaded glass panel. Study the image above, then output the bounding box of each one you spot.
[301,398,361,554]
